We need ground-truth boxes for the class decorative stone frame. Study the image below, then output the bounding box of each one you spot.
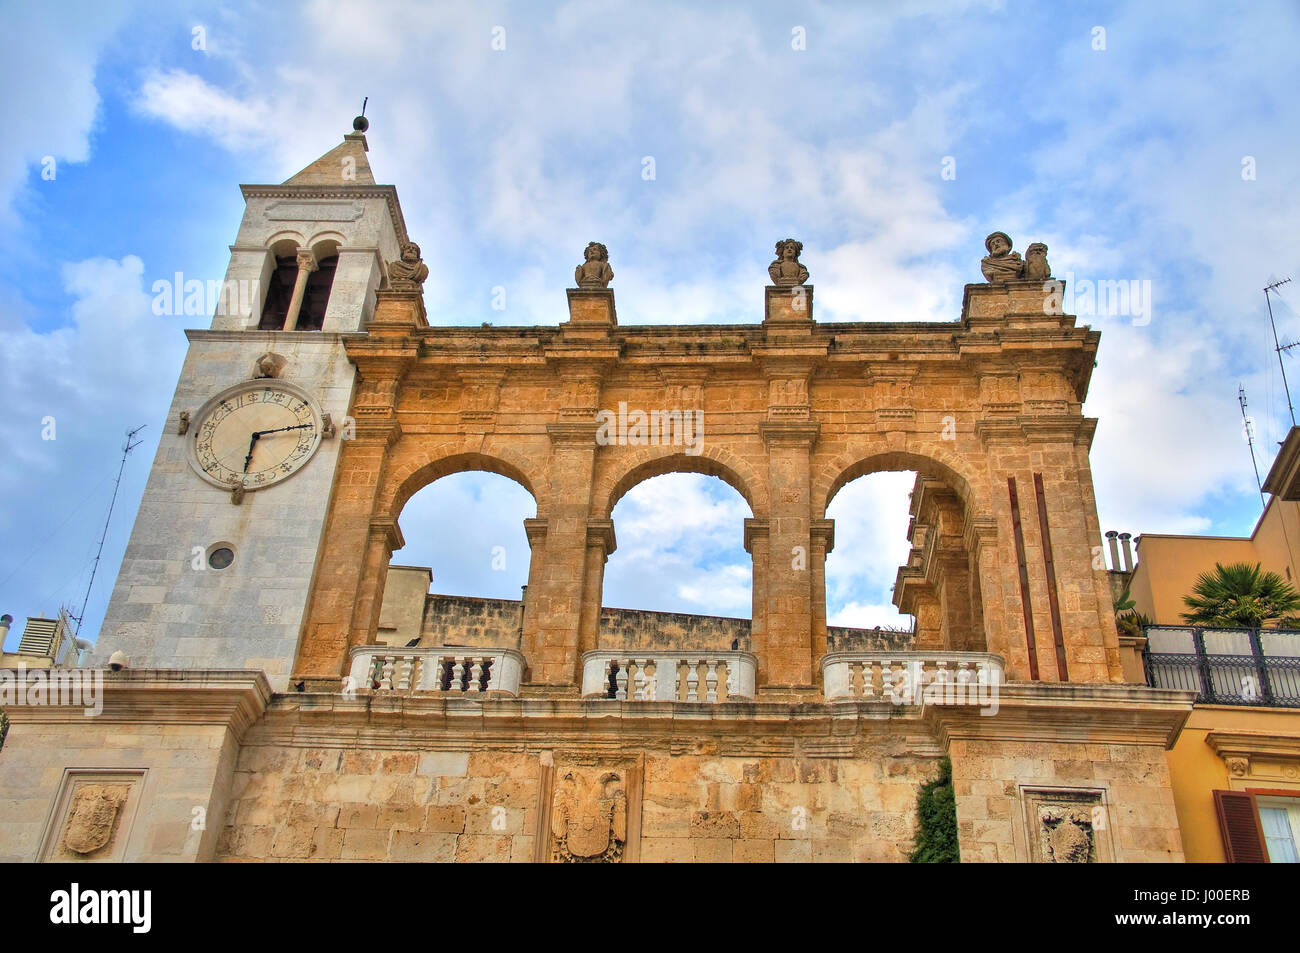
[39,768,147,863]
[1016,784,1114,863]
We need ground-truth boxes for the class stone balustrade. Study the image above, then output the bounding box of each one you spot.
[581,650,758,702]
[347,646,525,697]
[821,651,1004,704]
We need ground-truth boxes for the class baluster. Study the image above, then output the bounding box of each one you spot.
[427,656,444,692]
[615,662,629,701]
[857,660,872,699]
[379,657,395,691]
[451,658,465,692]
[486,656,500,692]
[395,656,413,692]
[705,659,719,703]
[956,660,972,686]
[884,659,899,701]
[468,658,484,692]
[686,659,700,702]
[633,663,648,701]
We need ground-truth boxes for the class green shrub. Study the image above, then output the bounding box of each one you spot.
[909,756,959,863]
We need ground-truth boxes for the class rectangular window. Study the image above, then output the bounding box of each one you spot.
[1257,798,1300,863]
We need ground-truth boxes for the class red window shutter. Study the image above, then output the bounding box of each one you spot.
[1213,790,1270,862]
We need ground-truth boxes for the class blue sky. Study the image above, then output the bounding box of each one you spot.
[2,0,1299,648]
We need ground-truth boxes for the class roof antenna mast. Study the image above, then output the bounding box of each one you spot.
[1265,277,1295,426]
[74,425,146,634]
[1239,385,1265,509]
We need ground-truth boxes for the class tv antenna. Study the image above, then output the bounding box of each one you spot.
[73,426,146,634]
[1265,277,1295,426]
[1239,385,1264,508]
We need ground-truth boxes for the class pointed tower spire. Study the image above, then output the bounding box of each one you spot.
[283,109,375,186]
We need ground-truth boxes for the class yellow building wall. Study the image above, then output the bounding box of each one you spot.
[1130,536,1258,625]
[1130,498,1300,626]
[1165,706,1300,863]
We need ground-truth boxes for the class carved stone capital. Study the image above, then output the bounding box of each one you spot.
[546,420,600,447]
[369,516,405,554]
[759,419,820,450]
[523,518,548,548]
[586,518,617,556]
[743,518,770,554]
[810,518,835,554]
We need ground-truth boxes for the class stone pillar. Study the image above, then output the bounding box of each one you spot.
[521,287,619,686]
[577,519,616,662]
[523,421,601,685]
[744,518,769,666]
[283,248,318,331]
[810,518,834,669]
[759,420,819,686]
[291,290,418,684]
[212,245,273,331]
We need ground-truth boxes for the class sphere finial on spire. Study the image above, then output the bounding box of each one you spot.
[353,96,369,133]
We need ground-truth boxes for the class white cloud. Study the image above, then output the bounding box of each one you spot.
[134,69,273,154]
[0,4,133,219]
[0,254,184,645]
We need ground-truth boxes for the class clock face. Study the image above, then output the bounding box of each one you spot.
[188,381,324,491]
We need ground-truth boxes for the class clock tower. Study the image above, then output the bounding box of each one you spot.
[90,120,410,691]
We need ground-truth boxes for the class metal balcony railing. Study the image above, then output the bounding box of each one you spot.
[1143,625,1300,707]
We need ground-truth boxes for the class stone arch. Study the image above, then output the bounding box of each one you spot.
[306,230,347,254]
[594,444,767,520]
[265,230,306,252]
[383,443,543,521]
[815,443,984,521]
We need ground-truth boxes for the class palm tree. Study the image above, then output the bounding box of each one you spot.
[1181,562,1300,628]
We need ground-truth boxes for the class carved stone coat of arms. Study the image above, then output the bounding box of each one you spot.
[551,769,627,863]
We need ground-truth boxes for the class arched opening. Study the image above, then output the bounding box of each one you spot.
[601,472,753,651]
[256,239,338,331]
[377,470,536,652]
[824,461,986,655]
[825,471,918,641]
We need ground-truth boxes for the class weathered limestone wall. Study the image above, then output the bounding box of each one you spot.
[376,576,915,656]
[217,746,541,862]
[949,738,1183,863]
[214,733,942,863]
[0,671,267,863]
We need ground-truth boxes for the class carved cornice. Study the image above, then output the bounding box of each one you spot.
[1205,731,1300,765]
[975,414,1096,447]
[924,683,1195,749]
[2,670,272,738]
[743,518,770,554]
[240,183,410,246]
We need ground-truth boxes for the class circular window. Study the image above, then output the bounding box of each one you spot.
[207,546,235,570]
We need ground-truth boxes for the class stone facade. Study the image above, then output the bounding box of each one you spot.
[0,129,1197,864]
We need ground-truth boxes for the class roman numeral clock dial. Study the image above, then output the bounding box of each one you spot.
[187,381,325,500]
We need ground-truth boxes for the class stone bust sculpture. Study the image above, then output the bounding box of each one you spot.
[768,239,809,286]
[1024,242,1051,281]
[387,241,429,288]
[980,231,1025,282]
[575,242,614,289]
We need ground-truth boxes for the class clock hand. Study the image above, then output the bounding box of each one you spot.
[250,424,313,438]
[243,432,261,473]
